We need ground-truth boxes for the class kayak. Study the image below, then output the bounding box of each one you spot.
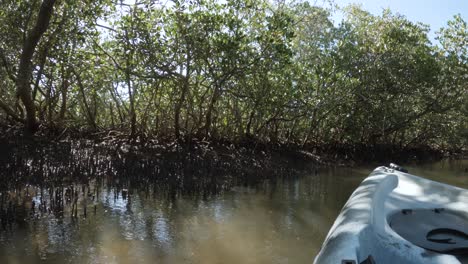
[314,164,468,264]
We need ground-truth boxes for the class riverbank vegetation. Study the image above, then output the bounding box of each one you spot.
[0,0,467,156]
[0,0,467,230]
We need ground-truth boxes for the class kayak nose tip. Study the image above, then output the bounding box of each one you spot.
[389,163,408,173]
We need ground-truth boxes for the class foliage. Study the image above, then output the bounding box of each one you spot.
[0,0,466,150]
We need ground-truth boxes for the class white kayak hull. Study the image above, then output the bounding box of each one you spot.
[314,166,468,264]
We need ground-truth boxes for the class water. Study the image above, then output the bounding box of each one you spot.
[0,160,466,263]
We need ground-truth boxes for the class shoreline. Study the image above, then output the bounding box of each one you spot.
[0,128,465,229]
[0,127,459,190]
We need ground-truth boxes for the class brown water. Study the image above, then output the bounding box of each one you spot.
[0,160,467,263]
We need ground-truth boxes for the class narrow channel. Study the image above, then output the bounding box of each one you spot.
[0,160,466,263]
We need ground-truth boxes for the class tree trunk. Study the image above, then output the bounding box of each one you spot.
[58,68,70,122]
[123,2,138,139]
[204,85,220,137]
[109,85,125,125]
[72,67,97,130]
[125,69,136,137]
[32,46,49,101]
[16,0,57,133]
[174,51,191,139]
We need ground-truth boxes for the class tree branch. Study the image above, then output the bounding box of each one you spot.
[0,99,25,123]
[0,48,16,83]
[16,0,57,132]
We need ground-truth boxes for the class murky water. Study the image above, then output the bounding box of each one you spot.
[0,160,467,263]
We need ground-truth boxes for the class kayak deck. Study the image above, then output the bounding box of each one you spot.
[314,166,468,264]
[389,208,468,254]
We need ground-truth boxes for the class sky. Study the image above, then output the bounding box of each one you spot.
[329,0,468,43]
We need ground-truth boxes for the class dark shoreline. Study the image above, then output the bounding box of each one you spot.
[0,125,465,230]
[1,123,464,194]
[0,125,458,192]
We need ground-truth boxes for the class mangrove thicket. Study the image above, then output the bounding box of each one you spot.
[0,0,467,152]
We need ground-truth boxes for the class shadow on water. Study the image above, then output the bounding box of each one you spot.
[0,168,368,264]
[0,137,466,263]
[0,137,312,231]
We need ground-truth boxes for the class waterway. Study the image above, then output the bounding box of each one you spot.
[0,160,466,263]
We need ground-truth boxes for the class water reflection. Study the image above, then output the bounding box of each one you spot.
[0,160,466,263]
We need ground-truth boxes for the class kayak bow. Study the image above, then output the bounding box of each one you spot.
[314,165,468,264]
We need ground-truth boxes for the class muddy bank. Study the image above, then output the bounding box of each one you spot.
[0,123,459,229]
[0,125,450,197]
[0,139,309,195]
[0,122,455,197]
